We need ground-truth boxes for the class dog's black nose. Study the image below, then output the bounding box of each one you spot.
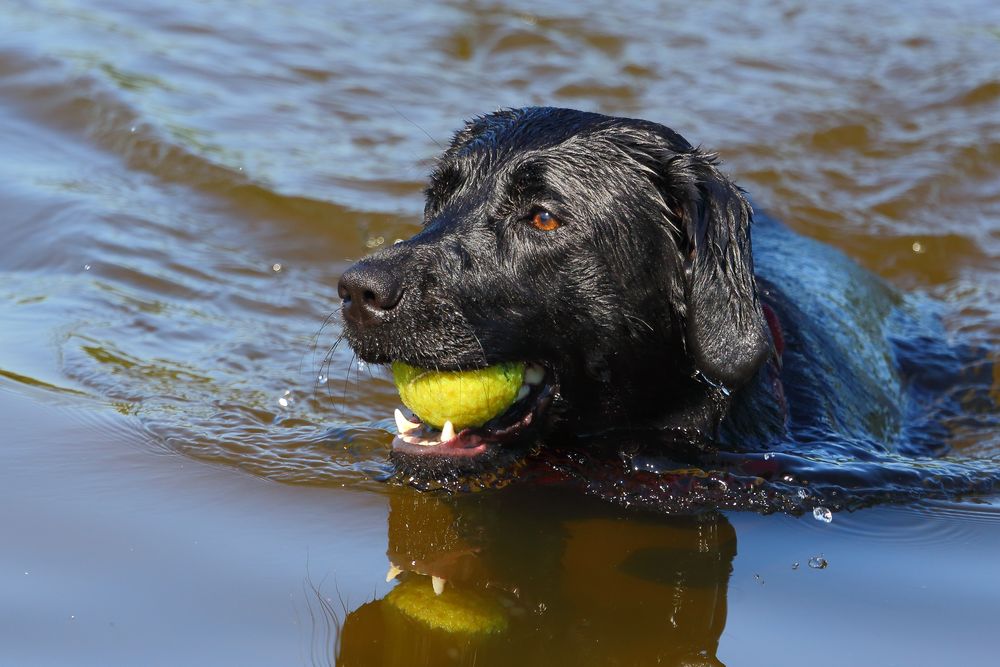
[337,262,404,325]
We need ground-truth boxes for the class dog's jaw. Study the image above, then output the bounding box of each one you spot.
[390,363,558,461]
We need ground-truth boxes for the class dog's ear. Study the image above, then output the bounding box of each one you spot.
[670,153,772,390]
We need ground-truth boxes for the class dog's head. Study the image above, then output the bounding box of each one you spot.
[339,107,772,462]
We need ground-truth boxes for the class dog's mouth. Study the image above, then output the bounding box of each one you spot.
[391,362,557,459]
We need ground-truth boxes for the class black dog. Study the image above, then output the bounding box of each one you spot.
[338,107,967,479]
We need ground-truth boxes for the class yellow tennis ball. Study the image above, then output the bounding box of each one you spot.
[391,361,525,431]
[385,577,507,635]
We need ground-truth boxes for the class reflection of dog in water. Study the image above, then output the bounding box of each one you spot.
[332,489,735,666]
[338,107,999,510]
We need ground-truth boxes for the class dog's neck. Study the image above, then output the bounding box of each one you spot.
[564,304,787,449]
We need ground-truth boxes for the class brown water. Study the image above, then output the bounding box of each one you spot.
[1,1,999,664]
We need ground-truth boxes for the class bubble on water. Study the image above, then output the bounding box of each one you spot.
[912,241,925,253]
[782,474,795,483]
[792,562,800,570]
[272,263,282,272]
[277,390,294,408]
[357,360,368,372]
[317,374,329,385]
[84,264,91,271]
[808,556,828,569]
[365,236,385,248]
[763,452,774,460]
[813,506,833,523]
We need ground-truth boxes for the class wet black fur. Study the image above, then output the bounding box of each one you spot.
[340,107,778,439]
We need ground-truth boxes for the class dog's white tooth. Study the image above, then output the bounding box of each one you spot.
[385,565,402,582]
[432,576,446,596]
[394,408,419,434]
[516,385,530,401]
[524,365,545,386]
[440,420,456,442]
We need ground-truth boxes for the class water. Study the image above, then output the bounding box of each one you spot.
[1,0,999,664]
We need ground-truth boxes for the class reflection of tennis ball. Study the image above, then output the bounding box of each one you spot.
[385,577,507,635]
[392,362,525,431]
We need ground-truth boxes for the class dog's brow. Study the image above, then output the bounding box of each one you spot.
[505,161,551,206]
[430,165,462,191]
[510,161,546,186]
[425,164,465,217]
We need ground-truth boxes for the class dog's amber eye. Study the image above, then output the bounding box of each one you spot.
[530,210,560,231]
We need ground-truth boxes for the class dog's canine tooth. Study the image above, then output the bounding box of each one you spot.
[385,564,402,582]
[432,576,446,596]
[524,364,545,386]
[394,408,420,434]
[440,420,456,442]
[516,385,530,401]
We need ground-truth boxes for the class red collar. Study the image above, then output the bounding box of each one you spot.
[762,302,784,360]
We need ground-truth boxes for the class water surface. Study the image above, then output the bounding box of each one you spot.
[1,0,998,664]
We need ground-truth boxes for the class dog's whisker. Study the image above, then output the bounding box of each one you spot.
[339,352,357,419]
[470,331,488,367]
[314,332,347,391]
[300,311,341,376]
[390,103,443,150]
[624,313,655,333]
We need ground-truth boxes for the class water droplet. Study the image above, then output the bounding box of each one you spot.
[808,556,828,569]
[317,374,328,385]
[754,573,764,584]
[792,562,799,570]
[763,452,774,460]
[357,360,368,372]
[813,507,833,523]
[797,488,809,499]
[272,263,282,272]
[84,264,91,271]
[782,474,795,483]
[911,241,925,253]
[129,126,136,133]
[277,390,294,408]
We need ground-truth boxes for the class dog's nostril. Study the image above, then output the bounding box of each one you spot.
[337,263,404,323]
